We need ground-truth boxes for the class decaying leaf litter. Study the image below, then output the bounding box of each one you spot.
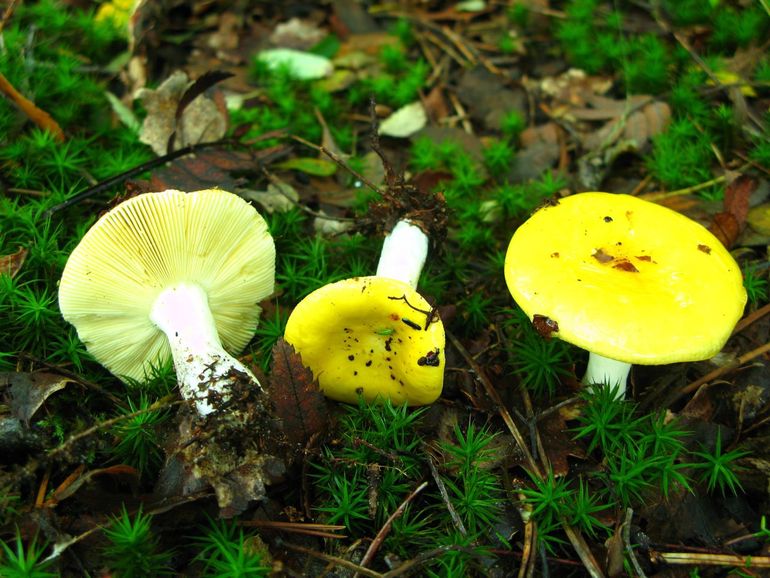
[1,0,770,576]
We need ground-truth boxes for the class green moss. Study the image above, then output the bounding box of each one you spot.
[646,118,713,189]
[709,6,769,52]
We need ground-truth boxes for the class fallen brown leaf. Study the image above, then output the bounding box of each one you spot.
[3,371,73,425]
[136,70,228,155]
[269,339,329,451]
[0,246,27,279]
[709,175,755,249]
[146,144,290,192]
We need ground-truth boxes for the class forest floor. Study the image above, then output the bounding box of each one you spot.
[2,1,770,577]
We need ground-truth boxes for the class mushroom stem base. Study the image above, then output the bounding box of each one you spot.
[150,282,261,416]
[582,353,631,399]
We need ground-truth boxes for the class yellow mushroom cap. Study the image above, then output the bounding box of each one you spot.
[58,189,275,382]
[504,192,747,365]
[284,276,445,405]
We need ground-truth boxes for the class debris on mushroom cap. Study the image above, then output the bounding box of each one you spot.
[58,188,275,382]
[504,192,747,365]
[284,276,445,406]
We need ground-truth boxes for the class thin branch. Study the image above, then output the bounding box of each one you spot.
[357,481,429,572]
[426,450,467,536]
[666,340,770,406]
[281,542,383,578]
[291,134,384,197]
[623,509,647,578]
[446,330,605,578]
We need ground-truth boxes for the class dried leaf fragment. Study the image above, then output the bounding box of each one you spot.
[3,372,73,425]
[269,339,329,451]
[0,247,28,279]
[136,70,228,155]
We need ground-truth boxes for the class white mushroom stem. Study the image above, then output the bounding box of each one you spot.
[582,353,631,399]
[150,282,262,416]
[375,219,429,289]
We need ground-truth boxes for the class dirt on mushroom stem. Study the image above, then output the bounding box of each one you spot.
[162,364,289,517]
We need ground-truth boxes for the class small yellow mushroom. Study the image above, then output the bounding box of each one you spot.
[284,276,445,405]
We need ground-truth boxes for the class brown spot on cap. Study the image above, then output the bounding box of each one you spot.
[532,314,559,338]
[551,252,560,258]
[613,260,639,272]
[603,216,613,222]
[636,255,652,262]
[698,244,712,254]
[592,248,614,263]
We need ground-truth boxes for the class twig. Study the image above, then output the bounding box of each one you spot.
[357,481,429,572]
[382,545,477,577]
[652,551,770,568]
[641,168,743,201]
[666,340,770,406]
[46,395,181,462]
[426,450,467,536]
[0,69,64,141]
[446,330,605,577]
[44,133,289,216]
[0,0,21,34]
[292,134,384,197]
[446,330,540,476]
[518,497,536,578]
[282,542,383,577]
[259,167,357,222]
[733,301,770,335]
[622,509,647,578]
[239,520,346,540]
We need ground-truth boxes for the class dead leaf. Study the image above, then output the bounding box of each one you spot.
[378,102,428,138]
[709,175,755,249]
[456,65,527,130]
[582,100,671,152]
[313,211,354,236]
[539,68,613,108]
[146,144,290,192]
[207,12,243,54]
[275,157,338,176]
[2,372,73,425]
[748,202,770,236]
[136,70,228,155]
[423,85,452,123]
[511,122,561,181]
[0,247,28,279]
[605,523,625,577]
[538,410,585,477]
[269,339,329,451]
[270,18,326,50]
[240,182,299,214]
[45,465,138,507]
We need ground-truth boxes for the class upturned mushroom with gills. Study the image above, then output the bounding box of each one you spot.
[58,188,276,416]
[504,192,747,398]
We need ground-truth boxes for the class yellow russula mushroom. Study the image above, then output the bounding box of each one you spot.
[284,276,445,405]
[504,192,747,397]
